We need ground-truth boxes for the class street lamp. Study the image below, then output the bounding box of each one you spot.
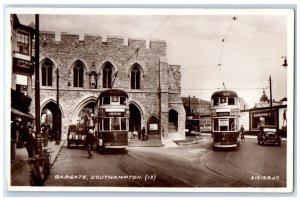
[55,68,60,145]
[282,57,288,67]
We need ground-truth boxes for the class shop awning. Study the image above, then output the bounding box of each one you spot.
[11,107,35,120]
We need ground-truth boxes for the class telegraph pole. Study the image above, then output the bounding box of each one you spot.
[35,14,42,155]
[269,75,273,125]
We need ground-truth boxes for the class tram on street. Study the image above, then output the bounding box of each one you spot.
[95,89,130,152]
[210,90,241,150]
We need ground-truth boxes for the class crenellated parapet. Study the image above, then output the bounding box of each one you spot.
[39,30,166,54]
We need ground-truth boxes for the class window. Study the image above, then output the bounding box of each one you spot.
[103,97,110,104]
[213,119,219,131]
[213,118,237,132]
[220,97,227,104]
[103,118,110,131]
[121,118,127,130]
[41,60,53,86]
[213,98,219,106]
[131,65,141,89]
[111,117,120,130]
[73,63,84,87]
[228,97,235,105]
[17,32,29,55]
[120,97,126,105]
[103,63,113,88]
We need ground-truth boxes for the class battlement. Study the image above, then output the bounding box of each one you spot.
[39,30,166,52]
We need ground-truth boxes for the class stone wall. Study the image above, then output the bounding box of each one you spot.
[29,31,185,140]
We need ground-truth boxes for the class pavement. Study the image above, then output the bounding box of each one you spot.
[10,133,286,186]
[10,140,64,186]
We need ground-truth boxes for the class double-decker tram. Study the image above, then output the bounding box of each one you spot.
[210,90,240,150]
[95,89,130,152]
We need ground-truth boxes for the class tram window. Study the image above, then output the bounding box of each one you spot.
[228,97,235,105]
[220,97,227,104]
[229,118,235,131]
[220,119,228,131]
[120,96,126,105]
[121,118,126,130]
[213,119,219,131]
[103,96,110,104]
[213,98,219,106]
[112,96,118,102]
[103,118,110,130]
[111,117,120,130]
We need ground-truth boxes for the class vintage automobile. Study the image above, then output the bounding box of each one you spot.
[67,124,87,148]
[257,125,281,146]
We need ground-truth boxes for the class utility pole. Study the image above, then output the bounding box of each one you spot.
[269,75,273,125]
[35,14,42,155]
[188,95,191,115]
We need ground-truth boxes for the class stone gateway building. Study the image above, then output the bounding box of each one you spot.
[28,31,186,141]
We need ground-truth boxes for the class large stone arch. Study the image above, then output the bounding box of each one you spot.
[72,96,98,124]
[128,101,145,133]
[41,98,64,117]
[40,99,64,141]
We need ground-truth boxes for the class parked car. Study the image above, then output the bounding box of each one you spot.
[67,124,87,148]
[257,125,281,146]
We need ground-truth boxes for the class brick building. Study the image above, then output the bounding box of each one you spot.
[28,31,186,141]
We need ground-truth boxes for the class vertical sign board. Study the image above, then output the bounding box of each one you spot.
[240,111,249,131]
[278,107,287,131]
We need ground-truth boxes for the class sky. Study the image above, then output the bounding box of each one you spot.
[15,9,292,108]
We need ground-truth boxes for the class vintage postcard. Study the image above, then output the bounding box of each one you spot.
[5,7,294,193]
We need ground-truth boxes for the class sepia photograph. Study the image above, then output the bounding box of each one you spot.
[5,6,294,193]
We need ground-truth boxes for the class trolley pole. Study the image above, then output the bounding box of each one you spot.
[34,14,42,155]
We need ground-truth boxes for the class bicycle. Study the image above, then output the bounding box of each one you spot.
[25,148,53,186]
[87,144,93,159]
[240,132,245,142]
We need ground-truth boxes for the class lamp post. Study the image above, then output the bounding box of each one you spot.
[55,68,60,145]
[34,14,43,155]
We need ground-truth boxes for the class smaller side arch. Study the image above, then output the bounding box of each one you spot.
[146,114,159,135]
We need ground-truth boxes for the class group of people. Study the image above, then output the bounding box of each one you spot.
[129,127,146,141]
[11,117,54,162]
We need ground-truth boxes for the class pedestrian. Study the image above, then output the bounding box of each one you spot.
[11,116,21,163]
[42,125,49,147]
[84,129,95,158]
[132,130,138,140]
[138,128,141,140]
[141,127,146,141]
[240,125,245,142]
[24,124,36,158]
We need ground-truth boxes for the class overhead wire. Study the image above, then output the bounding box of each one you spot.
[111,15,170,88]
[217,16,237,91]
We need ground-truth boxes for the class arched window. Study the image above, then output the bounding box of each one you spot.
[41,59,53,86]
[103,62,113,88]
[131,64,141,89]
[73,62,84,87]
